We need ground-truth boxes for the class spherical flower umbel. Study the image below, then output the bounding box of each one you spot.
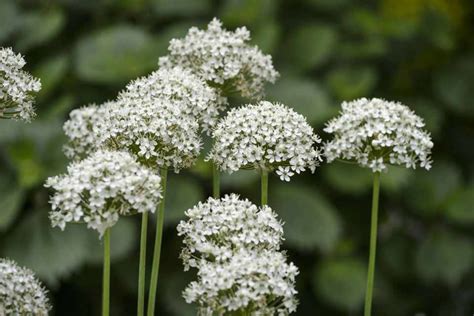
[0,47,41,121]
[97,97,202,172]
[207,101,323,181]
[158,18,279,100]
[0,258,50,315]
[118,66,226,134]
[45,150,162,236]
[63,101,114,160]
[183,248,299,316]
[324,98,434,172]
[177,194,284,270]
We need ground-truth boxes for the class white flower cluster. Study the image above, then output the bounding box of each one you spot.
[158,18,278,100]
[208,101,323,181]
[62,102,113,160]
[0,47,41,121]
[96,98,202,171]
[45,150,162,236]
[324,98,434,172]
[177,194,284,270]
[118,66,225,134]
[178,194,298,315]
[0,258,50,316]
[183,249,299,316]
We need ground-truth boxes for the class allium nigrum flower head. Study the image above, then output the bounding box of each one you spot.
[0,258,50,315]
[97,97,202,172]
[118,66,226,134]
[207,101,323,181]
[158,18,279,100]
[63,101,114,160]
[177,194,284,270]
[0,47,41,121]
[45,150,162,236]
[324,98,434,172]
[183,248,299,316]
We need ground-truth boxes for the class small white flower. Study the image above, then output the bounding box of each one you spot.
[324,98,434,172]
[208,101,323,181]
[0,258,50,315]
[45,150,162,236]
[159,18,278,100]
[0,47,41,121]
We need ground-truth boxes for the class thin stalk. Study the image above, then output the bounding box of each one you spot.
[147,168,168,316]
[364,172,380,316]
[102,228,111,316]
[137,212,148,316]
[212,163,220,198]
[261,169,268,206]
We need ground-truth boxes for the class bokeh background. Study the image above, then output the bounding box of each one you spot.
[1,0,473,315]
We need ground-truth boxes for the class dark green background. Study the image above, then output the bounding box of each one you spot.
[0,0,473,315]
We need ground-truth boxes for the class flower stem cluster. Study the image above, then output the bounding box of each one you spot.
[178,194,299,315]
[0,258,50,315]
[0,47,41,121]
[324,98,433,172]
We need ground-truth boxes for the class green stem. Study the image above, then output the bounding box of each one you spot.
[137,212,148,316]
[212,163,220,198]
[261,169,268,206]
[102,228,111,316]
[364,172,380,316]
[147,168,168,316]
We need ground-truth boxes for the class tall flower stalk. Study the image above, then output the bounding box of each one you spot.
[324,98,433,315]
[147,168,168,316]
[102,228,111,316]
[261,169,268,206]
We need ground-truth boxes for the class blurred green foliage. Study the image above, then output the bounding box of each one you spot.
[0,0,473,315]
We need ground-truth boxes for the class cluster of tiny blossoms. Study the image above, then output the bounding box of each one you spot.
[45,150,161,236]
[0,47,41,121]
[184,249,299,316]
[0,258,50,316]
[96,98,202,172]
[324,98,434,172]
[159,18,278,100]
[178,194,299,315]
[63,101,114,160]
[208,101,323,181]
[177,194,283,270]
[118,66,226,134]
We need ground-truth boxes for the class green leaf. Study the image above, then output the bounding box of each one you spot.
[6,138,44,188]
[266,77,336,126]
[220,0,277,27]
[164,175,204,226]
[323,161,373,195]
[16,9,65,51]
[404,161,461,216]
[84,218,138,264]
[0,0,20,42]
[74,25,160,84]
[4,211,91,286]
[284,24,338,72]
[445,186,474,225]
[415,230,473,285]
[314,258,366,311]
[0,176,23,231]
[327,66,377,100]
[271,184,342,252]
[153,0,211,17]
[251,21,281,54]
[434,56,474,117]
[33,54,69,100]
